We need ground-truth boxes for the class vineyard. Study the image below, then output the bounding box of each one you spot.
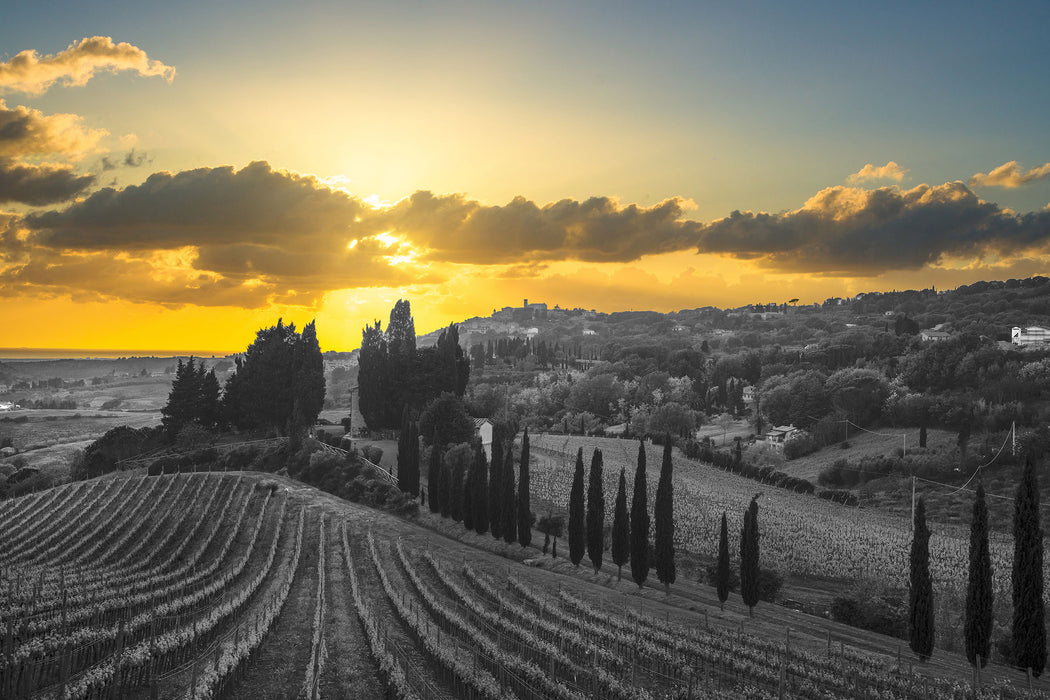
[0,470,1046,699]
[528,434,1037,596]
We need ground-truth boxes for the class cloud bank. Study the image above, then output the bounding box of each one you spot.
[0,159,94,205]
[0,100,107,160]
[969,161,1050,189]
[0,37,175,95]
[6,160,1050,308]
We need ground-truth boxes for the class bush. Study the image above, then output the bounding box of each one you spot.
[829,589,906,638]
[101,398,123,410]
[757,567,785,602]
[361,445,383,464]
[783,431,818,460]
[817,488,858,506]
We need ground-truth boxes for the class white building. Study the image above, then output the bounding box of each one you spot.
[473,418,494,459]
[1012,326,1050,346]
[920,329,951,342]
[765,425,799,450]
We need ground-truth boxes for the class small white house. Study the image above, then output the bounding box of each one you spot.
[1012,326,1050,346]
[742,385,756,405]
[765,425,799,450]
[473,418,493,459]
[582,328,597,336]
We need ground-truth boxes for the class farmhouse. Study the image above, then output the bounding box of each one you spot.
[473,417,493,459]
[765,425,799,450]
[1012,326,1050,346]
[742,385,755,405]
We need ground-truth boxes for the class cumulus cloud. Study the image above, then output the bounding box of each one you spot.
[969,161,1050,188]
[0,100,107,160]
[378,191,703,263]
[846,161,908,184]
[0,159,94,205]
[0,37,175,95]
[695,182,1050,274]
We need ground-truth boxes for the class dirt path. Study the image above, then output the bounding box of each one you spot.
[317,516,384,699]
[223,508,319,700]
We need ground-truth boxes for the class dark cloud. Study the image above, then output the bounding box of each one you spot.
[0,100,105,159]
[695,183,1050,274]
[26,160,372,250]
[0,158,94,205]
[99,149,150,172]
[379,191,702,263]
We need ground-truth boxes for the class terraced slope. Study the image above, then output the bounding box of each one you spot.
[0,471,1045,699]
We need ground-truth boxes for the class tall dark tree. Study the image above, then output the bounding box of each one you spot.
[427,440,441,514]
[611,467,630,581]
[357,320,388,430]
[198,368,221,430]
[501,448,517,544]
[586,448,606,573]
[489,429,503,540]
[462,440,476,532]
[471,438,489,535]
[654,439,676,590]
[397,409,420,497]
[630,439,650,587]
[517,428,532,547]
[437,453,451,519]
[386,299,417,425]
[449,456,466,523]
[161,358,200,439]
[740,496,760,616]
[909,497,935,661]
[716,511,731,611]
[965,482,993,676]
[418,393,474,448]
[290,320,326,440]
[1012,457,1046,677]
[436,323,471,396]
[568,447,586,567]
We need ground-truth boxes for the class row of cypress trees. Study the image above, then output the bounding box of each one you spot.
[908,457,1045,682]
[568,439,677,590]
[421,426,533,547]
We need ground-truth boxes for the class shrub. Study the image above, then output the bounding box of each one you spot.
[757,567,785,602]
[101,398,123,410]
[829,589,906,638]
[361,445,384,464]
[783,431,818,460]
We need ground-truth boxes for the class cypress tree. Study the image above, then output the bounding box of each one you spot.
[426,435,441,514]
[716,511,730,611]
[489,429,503,540]
[740,497,759,615]
[654,438,676,591]
[568,447,586,567]
[586,448,606,573]
[1012,457,1046,677]
[437,454,451,519]
[517,428,532,547]
[611,467,630,581]
[501,448,517,544]
[471,438,489,535]
[630,439,650,587]
[462,443,476,531]
[965,482,993,676]
[909,497,934,661]
[449,457,466,523]
[397,408,412,493]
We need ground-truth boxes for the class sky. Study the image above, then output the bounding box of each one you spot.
[1,1,1049,353]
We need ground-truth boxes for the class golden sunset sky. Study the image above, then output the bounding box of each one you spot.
[2,3,1049,353]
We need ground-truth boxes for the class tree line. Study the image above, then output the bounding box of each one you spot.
[359,300,471,431]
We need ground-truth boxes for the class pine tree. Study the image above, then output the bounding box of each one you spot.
[630,439,650,587]
[716,511,731,611]
[198,368,221,430]
[965,482,993,676]
[161,358,198,439]
[654,438,676,591]
[740,496,760,616]
[1012,457,1046,677]
[290,320,325,439]
[568,447,586,567]
[517,428,532,547]
[501,447,517,544]
[586,448,606,573]
[611,468,630,581]
[489,429,503,540]
[909,497,934,661]
[358,321,388,430]
[471,438,489,535]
